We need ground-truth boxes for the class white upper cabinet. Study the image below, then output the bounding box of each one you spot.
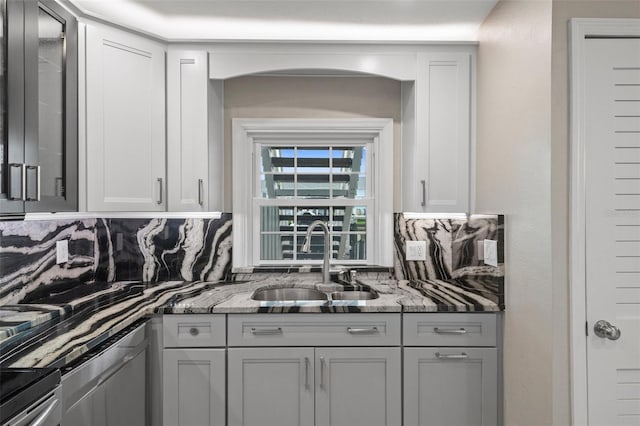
[84,24,166,211]
[167,49,209,211]
[402,52,472,213]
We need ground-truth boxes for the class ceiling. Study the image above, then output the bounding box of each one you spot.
[65,0,499,42]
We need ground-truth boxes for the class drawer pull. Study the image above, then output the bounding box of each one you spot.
[433,327,467,335]
[347,327,379,335]
[320,356,326,389]
[250,327,283,336]
[189,327,199,336]
[435,352,468,360]
[304,357,310,390]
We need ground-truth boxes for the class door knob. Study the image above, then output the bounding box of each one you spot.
[594,320,621,341]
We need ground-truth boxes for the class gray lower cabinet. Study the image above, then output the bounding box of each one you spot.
[227,346,401,426]
[161,314,227,426]
[403,347,497,426]
[315,347,401,426]
[162,348,226,426]
[227,347,314,426]
[402,313,500,426]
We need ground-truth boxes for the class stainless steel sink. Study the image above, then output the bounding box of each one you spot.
[250,285,379,305]
[330,290,379,300]
[251,287,328,301]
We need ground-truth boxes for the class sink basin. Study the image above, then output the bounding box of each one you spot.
[330,291,379,300]
[251,287,328,301]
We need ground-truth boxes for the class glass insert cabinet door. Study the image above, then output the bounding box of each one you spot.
[0,0,77,214]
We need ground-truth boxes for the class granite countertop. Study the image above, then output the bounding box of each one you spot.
[0,271,502,370]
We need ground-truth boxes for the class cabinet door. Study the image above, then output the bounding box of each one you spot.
[163,348,226,426]
[167,49,208,211]
[1,0,25,213]
[85,24,165,211]
[404,348,498,426]
[228,347,314,426]
[402,53,471,213]
[104,348,146,426]
[24,0,78,212]
[315,347,401,426]
[1,0,77,214]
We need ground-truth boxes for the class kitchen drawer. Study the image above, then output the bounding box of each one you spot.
[163,314,226,348]
[227,313,401,347]
[403,313,497,347]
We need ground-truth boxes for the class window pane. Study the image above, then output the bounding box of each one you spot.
[260,206,294,232]
[260,146,295,198]
[261,234,294,260]
[296,234,335,261]
[332,146,366,173]
[297,147,330,174]
[296,206,330,230]
[333,234,367,260]
[331,206,367,232]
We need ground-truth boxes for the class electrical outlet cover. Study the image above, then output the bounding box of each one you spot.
[483,239,498,267]
[406,240,427,261]
[56,240,69,264]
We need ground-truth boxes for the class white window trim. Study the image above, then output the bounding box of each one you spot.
[232,118,394,268]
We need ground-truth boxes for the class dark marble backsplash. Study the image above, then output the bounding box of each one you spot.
[0,214,232,305]
[393,213,505,281]
[1,211,502,308]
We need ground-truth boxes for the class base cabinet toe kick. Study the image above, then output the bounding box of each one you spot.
[159,312,501,426]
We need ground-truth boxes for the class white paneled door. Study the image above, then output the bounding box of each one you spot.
[584,37,640,425]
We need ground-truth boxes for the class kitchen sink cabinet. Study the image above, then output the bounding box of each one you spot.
[227,346,401,426]
[84,23,166,212]
[401,52,471,213]
[227,313,402,426]
[403,313,500,426]
[227,347,315,426]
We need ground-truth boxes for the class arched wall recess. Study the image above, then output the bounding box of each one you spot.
[208,50,417,81]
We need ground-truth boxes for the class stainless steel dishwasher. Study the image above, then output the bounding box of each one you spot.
[60,323,148,426]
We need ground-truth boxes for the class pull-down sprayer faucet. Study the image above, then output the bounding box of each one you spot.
[300,220,331,284]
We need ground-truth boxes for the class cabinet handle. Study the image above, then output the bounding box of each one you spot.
[189,327,199,336]
[157,178,163,205]
[8,163,26,201]
[435,352,468,360]
[304,357,310,390]
[433,327,467,335]
[319,356,325,389]
[198,179,204,206]
[420,179,426,207]
[26,165,40,201]
[347,327,378,335]
[250,327,283,336]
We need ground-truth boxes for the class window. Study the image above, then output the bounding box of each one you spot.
[233,119,393,268]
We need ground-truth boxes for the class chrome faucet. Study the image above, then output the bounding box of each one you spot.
[301,220,331,284]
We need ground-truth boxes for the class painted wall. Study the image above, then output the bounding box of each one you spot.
[550,2,640,424]
[223,75,402,211]
[476,1,553,425]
